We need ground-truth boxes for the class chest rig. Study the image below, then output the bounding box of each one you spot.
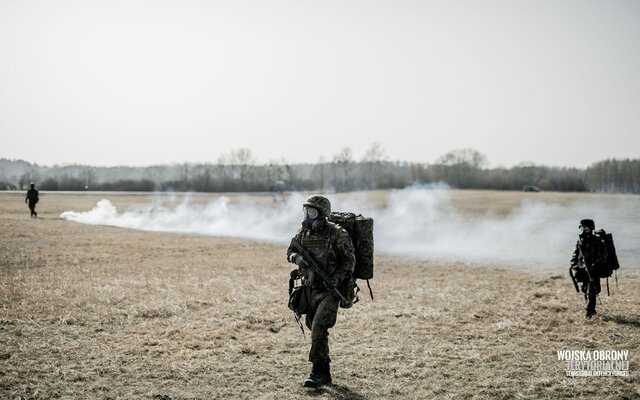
[300,228,335,286]
[578,236,597,266]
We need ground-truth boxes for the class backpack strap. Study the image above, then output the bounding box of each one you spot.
[294,313,305,335]
[366,279,374,300]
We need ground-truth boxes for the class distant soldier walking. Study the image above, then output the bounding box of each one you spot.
[25,183,39,218]
[287,195,355,388]
[569,219,608,318]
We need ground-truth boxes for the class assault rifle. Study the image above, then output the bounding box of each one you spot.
[568,243,595,292]
[290,238,350,306]
[569,266,580,293]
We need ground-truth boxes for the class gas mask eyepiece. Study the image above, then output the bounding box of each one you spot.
[302,206,324,231]
[579,226,592,236]
[303,206,319,220]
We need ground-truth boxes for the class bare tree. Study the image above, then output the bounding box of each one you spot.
[332,147,354,191]
[586,158,640,193]
[361,142,388,189]
[192,163,217,191]
[227,148,256,189]
[361,142,388,163]
[81,167,96,190]
[267,158,289,187]
[19,173,29,190]
[437,148,488,168]
[314,156,326,191]
[181,163,190,185]
[434,148,488,188]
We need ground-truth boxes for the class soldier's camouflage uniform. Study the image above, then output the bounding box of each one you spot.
[25,186,39,217]
[287,222,355,364]
[570,234,607,314]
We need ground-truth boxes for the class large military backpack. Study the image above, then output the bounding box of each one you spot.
[594,229,620,296]
[594,229,620,278]
[328,211,374,301]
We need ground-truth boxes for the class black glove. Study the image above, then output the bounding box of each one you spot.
[289,253,308,268]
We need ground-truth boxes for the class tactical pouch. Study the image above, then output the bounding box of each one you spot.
[572,266,589,283]
[288,284,308,315]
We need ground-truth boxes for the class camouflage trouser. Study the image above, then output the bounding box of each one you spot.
[582,279,601,313]
[573,266,601,313]
[305,288,339,364]
[28,201,37,217]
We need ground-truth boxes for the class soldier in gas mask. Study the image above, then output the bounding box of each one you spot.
[286,195,355,388]
[570,219,608,318]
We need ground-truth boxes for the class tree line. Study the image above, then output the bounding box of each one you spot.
[1,147,639,194]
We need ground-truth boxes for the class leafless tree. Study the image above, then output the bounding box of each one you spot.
[227,148,256,189]
[81,167,96,190]
[314,156,326,191]
[437,148,488,168]
[181,163,190,185]
[332,147,354,191]
[361,142,388,189]
[433,148,488,188]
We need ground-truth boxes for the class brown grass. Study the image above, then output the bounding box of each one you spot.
[1,192,638,399]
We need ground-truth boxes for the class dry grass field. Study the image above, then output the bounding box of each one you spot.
[1,191,639,399]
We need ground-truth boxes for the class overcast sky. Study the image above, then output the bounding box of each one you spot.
[1,0,638,168]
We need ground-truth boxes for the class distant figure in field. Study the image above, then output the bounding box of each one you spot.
[25,183,39,218]
[569,219,608,318]
[269,180,286,203]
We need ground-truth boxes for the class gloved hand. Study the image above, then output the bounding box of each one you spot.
[288,253,308,268]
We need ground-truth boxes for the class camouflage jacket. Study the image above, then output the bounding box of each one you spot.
[287,221,355,291]
[570,234,607,272]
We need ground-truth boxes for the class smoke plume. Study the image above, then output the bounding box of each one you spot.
[60,188,637,268]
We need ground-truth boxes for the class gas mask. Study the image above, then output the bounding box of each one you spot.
[302,206,325,232]
[579,225,592,238]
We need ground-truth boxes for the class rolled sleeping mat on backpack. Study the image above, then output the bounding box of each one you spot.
[354,215,374,280]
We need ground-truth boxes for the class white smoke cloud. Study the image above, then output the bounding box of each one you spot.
[60,193,306,242]
[60,188,637,268]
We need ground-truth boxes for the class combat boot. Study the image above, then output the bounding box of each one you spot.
[323,361,332,385]
[585,309,597,318]
[303,363,324,388]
